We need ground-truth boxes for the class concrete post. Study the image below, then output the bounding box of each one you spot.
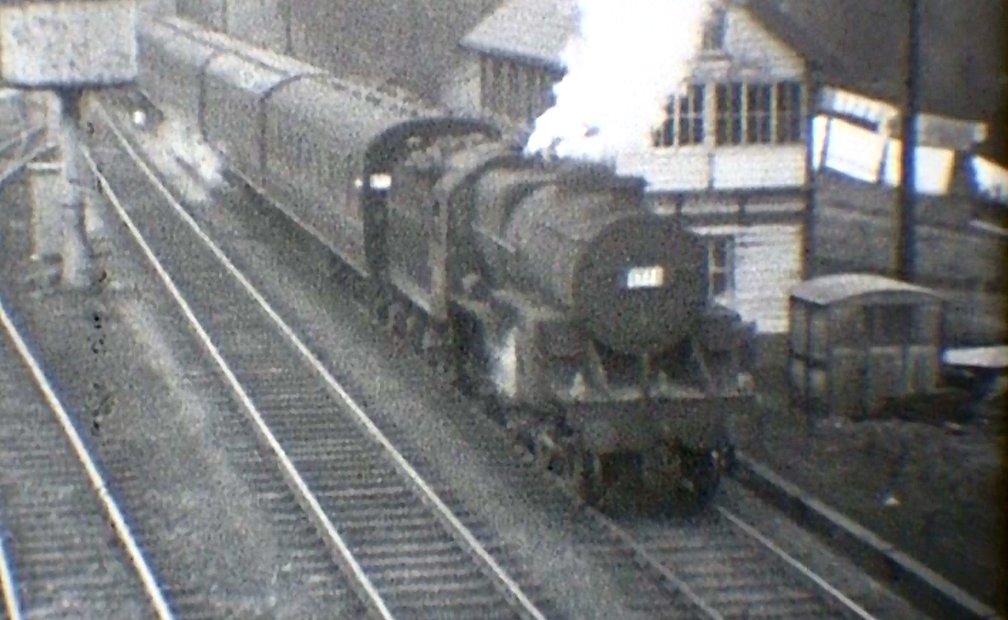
[55,89,91,289]
[27,161,64,264]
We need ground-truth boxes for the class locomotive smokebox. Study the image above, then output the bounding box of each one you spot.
[472,164,707,354]
[576,215,706,354]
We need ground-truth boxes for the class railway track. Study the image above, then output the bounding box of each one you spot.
[0,297,170,620]
[88,100,553,619]
[595,503,875,619]
[92,94,919,619]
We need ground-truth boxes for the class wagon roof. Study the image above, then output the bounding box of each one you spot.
[790,273,939,306]
[943,346,1008,370]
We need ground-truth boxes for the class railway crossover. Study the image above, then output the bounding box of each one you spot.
[0,297,171,620]
[88,99,552,620]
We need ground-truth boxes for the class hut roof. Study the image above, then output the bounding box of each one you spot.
[790,273,939,306]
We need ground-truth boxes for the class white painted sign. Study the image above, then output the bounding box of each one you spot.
[1,0,138,88]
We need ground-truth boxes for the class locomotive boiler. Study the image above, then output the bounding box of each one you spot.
[136,16,755,509]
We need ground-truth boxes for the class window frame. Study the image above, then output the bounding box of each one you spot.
[656,84,705,148]
[715,81,805,146]
[716,82,744,145]
[745,83,773,144]
[706,235,735,301]
[775,81,804,143]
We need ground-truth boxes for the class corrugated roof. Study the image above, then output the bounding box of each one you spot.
[790,273,939,306]
[460,0,577,70]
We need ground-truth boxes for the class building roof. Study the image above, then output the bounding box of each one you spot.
[760,0,1006,161]
[790,273,940,306]
[462,0,1007,162]
[460,0,846,74]
[460,0,575,70]
[736,0,850,76]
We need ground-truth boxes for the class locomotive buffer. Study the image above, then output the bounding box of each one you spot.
[0,0,138,288]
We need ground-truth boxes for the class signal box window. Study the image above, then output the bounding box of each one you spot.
[715,83,743,145]
[716,81,805,145]
[656,85,704,147]
[746,84,772,143]
[707,236,734,300]
[776,81,803,143]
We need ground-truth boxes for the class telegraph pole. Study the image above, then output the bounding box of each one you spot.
[896,0,922,281]
[55,88,91,287]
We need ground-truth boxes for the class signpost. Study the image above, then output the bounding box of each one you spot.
[1,0,137,288]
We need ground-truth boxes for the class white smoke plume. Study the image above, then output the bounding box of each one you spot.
[144,115,227,205]
[525,0,713,161]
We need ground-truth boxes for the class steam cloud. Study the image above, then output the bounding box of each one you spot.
[147,116,227,205]
[525,0,713,161]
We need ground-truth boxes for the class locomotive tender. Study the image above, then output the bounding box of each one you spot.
[137,17,755,508]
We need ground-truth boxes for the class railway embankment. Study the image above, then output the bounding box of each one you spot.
[733,335,1006,618]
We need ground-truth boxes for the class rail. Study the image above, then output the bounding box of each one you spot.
[0,295,174,620]
[83,140,394,620]
[91,98,547,620]
[716,505,876,619]
[732,451,1005,620]
[0,125,43,159]
[0,524,20,620]
[582,497,881,620]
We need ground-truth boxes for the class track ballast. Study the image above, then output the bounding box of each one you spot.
[90,99,554,620]
[0,298,169,620]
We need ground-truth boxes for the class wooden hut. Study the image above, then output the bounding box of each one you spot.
[788,273,943,417]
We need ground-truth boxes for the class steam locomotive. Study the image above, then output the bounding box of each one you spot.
[136,16,756,509]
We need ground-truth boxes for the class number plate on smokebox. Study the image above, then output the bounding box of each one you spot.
[625,266,664,289]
